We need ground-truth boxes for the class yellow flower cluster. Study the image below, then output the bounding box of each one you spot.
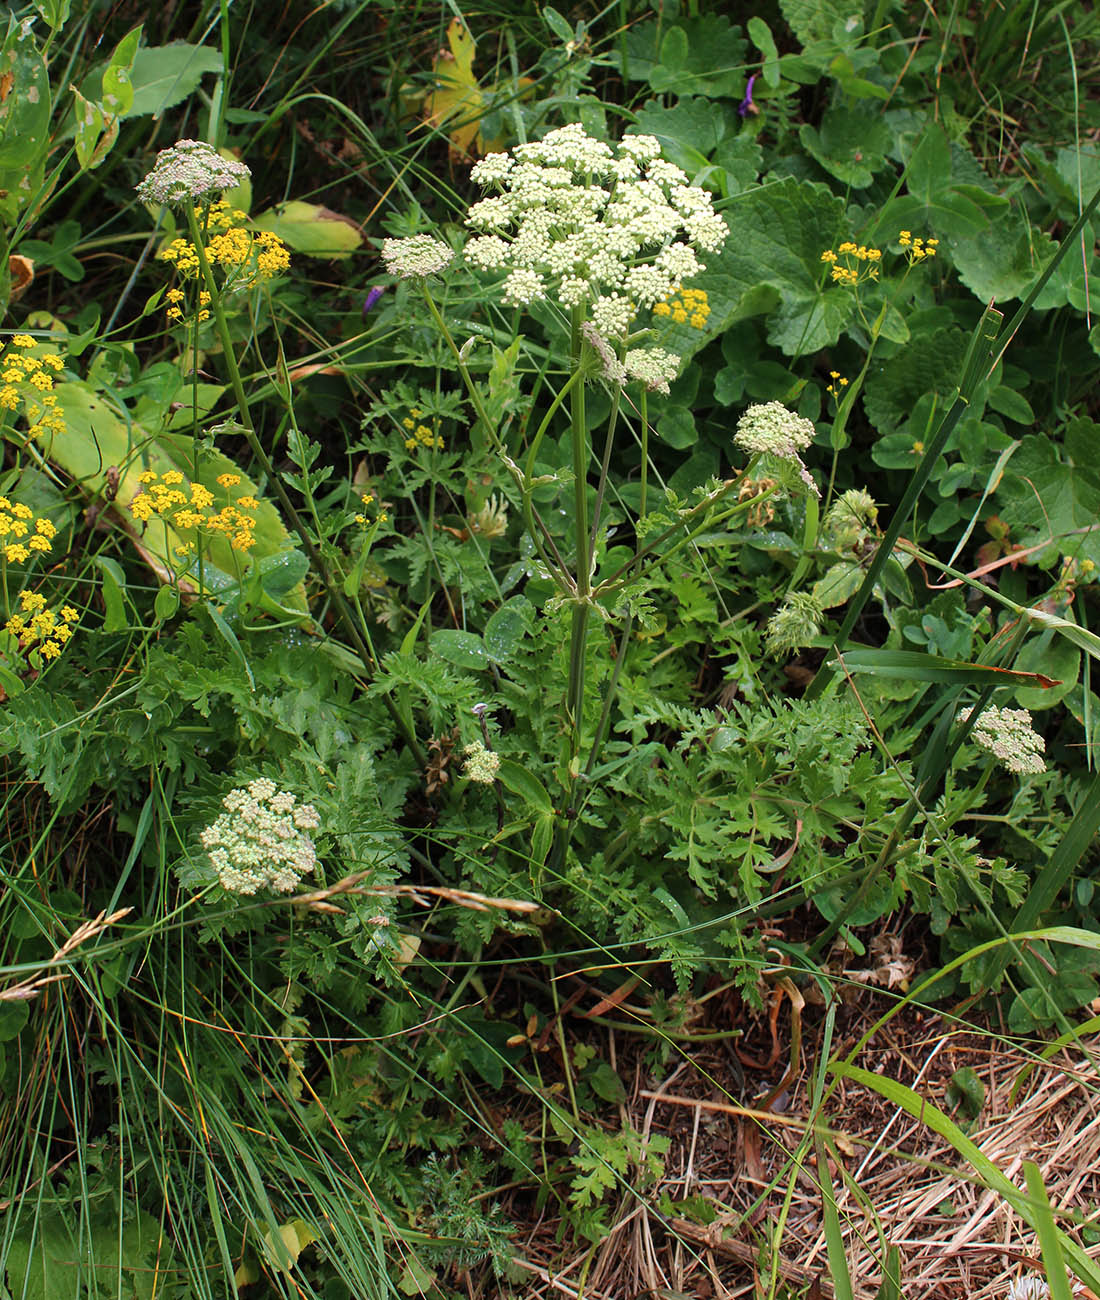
[130,469,259,552]
[0,336,67,439]
[653,287,710,329]
[166,287,212,324]
[820,241,882,287]
[402,408,444,451]
[0,498,57,564]
[898,230,938,261]
[354,490,388,525]
[158,201,290,323]
[826,371,849,398]
[4,590,77,662]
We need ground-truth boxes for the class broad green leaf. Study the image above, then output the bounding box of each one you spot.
[0,20,50,192]
[32,0,71,28]
[483,597,532,663]
[496,759,553,814]
[261,1218,317,1273]
[1015,632,1078,710]
[779,0,861,48]
[122,42,222,118]
[429,628,490,671]
[252,201,363,258]
[997,433,1100,572]
[951,209,1058,303]
[94,555,128,632]
[813,561,864,609]
[747,16,781,87]
[616,15,747,99]
[905,122,951,205]
[863,328,962,435]
[70,87,111,171]
[631,98,738,174]
[698,177,851,357]
[0,999,29,1042]
[799,105,890,188]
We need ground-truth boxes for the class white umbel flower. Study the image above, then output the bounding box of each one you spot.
[381,234,453,279]
[735,403,820,497]
[960,706,1046,775]
[200,780,321,895]
[462,123,727,326]
[624,346,681,394]
[735,402,817,458]
[136,139,251,206]
[463,742,501,784]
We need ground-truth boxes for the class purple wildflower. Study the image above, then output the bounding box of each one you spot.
[362,286,385,316]
[738,73,758,118]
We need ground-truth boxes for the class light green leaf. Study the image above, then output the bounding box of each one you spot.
[0,21,50,174]
[779,0,861,48]
[123,42,223,118]
[252,201,363,258]
[101,24,141,117]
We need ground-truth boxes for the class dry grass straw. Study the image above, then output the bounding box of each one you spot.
[508,1014,1100,1300]
[0,906,132,1002]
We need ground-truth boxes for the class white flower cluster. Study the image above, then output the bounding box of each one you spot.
[463,741,501,785]
[959,705,1046,776]
[624,346,681,395]
[464,123,728,330]
[735,402,820,496]
[136,140,251,206]
[381,234,454,279]
[200,778,321,895]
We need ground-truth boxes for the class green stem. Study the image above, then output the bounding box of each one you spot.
[639,389,649,518]
[183,203,426,769]
[419,283,496,443]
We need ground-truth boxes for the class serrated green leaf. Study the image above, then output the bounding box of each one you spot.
[799,105,890,188]
[121,42,223,118]
[698,177,852,357]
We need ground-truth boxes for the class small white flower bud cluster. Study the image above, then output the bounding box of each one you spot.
[735,402,820,496]
[623,346,681,395]
[463,742,501,785]
[464,123,727,331]
[136,140,251,206]
[959,705,1046,776]
[200,778,321,894]
[764,591,824,656]
[381,234,454,279]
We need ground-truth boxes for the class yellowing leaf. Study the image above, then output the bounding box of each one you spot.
[260,1218,317,1274]
[252,201,362,258]
[423,17,532,160]
[41,381,308,615]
